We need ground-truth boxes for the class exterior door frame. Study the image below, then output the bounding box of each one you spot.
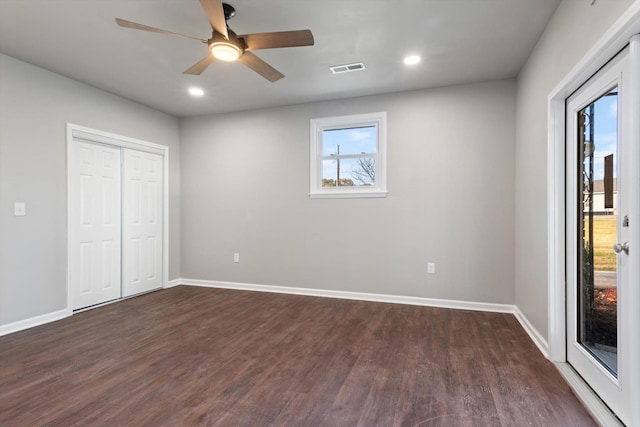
[547,5,640,426]
[565,48,631,423]
[66,123,169,312]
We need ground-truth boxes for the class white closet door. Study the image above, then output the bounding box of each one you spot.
[122,148,163,297]
[69,141,122,310]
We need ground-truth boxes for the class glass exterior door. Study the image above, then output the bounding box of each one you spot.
[576,88,618,375]
[566,47,632,424]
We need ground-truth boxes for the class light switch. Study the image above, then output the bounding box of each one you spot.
[14,202,26,216]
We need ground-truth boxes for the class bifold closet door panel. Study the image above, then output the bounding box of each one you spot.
[69,141,122,310]
[122,148,163,297]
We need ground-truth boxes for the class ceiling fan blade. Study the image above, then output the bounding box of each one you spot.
[240,30,314,51]
[183,54,216,75]
[238,52,284,82]
[115,18,205,42]
[199,0,229,39]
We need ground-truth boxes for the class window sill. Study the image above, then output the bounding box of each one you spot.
[309,190,388,199]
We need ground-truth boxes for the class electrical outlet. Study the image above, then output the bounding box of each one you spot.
[233,253,240,263]
[427,262,436,274]
[14,202,26,216]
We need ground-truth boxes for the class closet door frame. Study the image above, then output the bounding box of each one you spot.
[66,123,169,313]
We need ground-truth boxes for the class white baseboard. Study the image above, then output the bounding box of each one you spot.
[514,306,550,358]
[0,308,70,337]
[165,278,182,289]
[179,278,516,313]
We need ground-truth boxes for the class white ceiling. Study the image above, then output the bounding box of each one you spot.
[0,0,560,118]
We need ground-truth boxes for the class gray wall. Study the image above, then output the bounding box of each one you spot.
[0,53,181,326]
[6,0,632,335]
[181,79,516,304]
[514,0,634,340]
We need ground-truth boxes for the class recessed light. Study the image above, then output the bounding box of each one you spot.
[188,87,205,97]
[403,55,421,65]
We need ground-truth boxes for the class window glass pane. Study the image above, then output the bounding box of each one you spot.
[310,112,386,197]
[321,159,337,187]
[577,87,618,375]
[322,157,376,187]
[322,126,377,156]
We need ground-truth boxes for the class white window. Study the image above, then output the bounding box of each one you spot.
[309,112,387,198]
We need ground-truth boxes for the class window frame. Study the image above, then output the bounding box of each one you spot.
[309,112,387,198]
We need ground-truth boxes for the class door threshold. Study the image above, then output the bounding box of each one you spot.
[73,298,121,313]
[122,287,163,300]
[555,362,623,427]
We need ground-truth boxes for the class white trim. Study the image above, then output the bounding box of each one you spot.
[546,4,640,425]
[554,363,623,427]
[547,96,567,362]
[309,190,388,199]
[627,33,640,427]
[564,50,630,422]
[71,126,166,155]
[179,278,515,313]
[514,307,550,358]
[547,1,640,362]
[165,278,182,288]
[549,2,640,100]
[163,151,170,293]
[309,112,387,198]
[66,123,170,311]
[0,309,69,337]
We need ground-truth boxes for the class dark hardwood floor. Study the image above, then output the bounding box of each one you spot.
[0,286,594,426]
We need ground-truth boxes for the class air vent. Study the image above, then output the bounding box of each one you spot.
[329,62,366,74]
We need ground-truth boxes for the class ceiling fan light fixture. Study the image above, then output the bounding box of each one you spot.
[210,42,242,61]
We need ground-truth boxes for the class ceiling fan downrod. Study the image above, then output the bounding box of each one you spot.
[222,3,236,21]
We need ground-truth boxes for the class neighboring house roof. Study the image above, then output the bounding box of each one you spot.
[592,178,617,193]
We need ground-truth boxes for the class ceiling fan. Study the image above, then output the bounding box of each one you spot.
[116,0,314,82]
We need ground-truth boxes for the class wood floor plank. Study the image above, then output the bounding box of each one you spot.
[0,286,596,426]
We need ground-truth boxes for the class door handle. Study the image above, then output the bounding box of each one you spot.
[613,242,629,255]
